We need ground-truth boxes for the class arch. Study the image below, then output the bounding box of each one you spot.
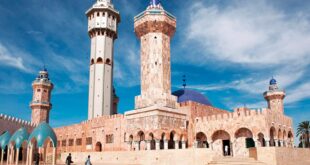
[270,127,276,147]
[148,133,156,150]
[105,58,111,65]
[212,130,230,141]
[168,131,175,149]
[90,58,94,65]
[235,128,253,138]
[287,131,293,147]
[28,122,57,148]
[278,129,282,146]
[137,131,145,150]
[96,57,103,64]
[9,127,29,149]
[196,132,208,148]
[0,131,11,149]
[137,131,145,141]
[95,142,102,152]
[257,133,266,147]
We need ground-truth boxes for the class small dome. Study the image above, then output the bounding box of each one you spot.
[28,122,57,147]
[270,78,277,85]
[0,131,11,149]
[9,127,29,149]
[172,89,212,106]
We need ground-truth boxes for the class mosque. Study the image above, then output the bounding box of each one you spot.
[1,0,306,165]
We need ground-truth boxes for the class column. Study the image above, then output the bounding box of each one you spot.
[135,141,140,151]
[254,140,259,147]
[155,140,160,150]
[29,145,33,165]
[175,141,179,149]
[6,146,10,165]
[280,140,283,147]
[182,141,186,149]
[194,141,198,148]
[127,142,132,151]
[274,139,278,147]
[164,140,168,150]
[15,148,20,165]
[52,148,56,165]
[1,149,4,165]
[146,141,151,150]
[265,139,270,147]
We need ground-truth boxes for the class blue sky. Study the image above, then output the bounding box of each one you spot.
[0,0,309,141]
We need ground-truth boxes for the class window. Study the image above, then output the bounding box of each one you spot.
[62,140,67,147]
[76,138,82,146]
[69,139,74,146]
[43,89,47,93]
[97,57,103,64]
[105,58,111,65]
[37,89,41,92]
[106,134,114,144]
[86,137,92,145]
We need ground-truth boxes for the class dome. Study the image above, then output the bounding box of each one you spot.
[0,131,11,149]
[172,89,212,106]
[28,122,57,148]
[9,127,29,149]
[270,78,277,85]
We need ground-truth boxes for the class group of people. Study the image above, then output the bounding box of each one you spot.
[66,153,92,165]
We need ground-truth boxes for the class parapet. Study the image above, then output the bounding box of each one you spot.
[0,113,35,127]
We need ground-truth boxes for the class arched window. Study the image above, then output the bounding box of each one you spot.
[90,59,94,65]
[105,58,111,65]
[97,57,103,64]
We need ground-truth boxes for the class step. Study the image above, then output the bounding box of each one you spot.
[208,157,266,165]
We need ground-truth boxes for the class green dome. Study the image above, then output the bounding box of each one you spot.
[28,122,57,147]
[0,131,11,149]
[9,127,29,149]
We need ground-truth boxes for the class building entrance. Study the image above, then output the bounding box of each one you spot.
[222,140,231,156]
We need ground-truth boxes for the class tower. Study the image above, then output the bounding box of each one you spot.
[30,68,53,125]
[134,0,177,109]
[264,78,286,113]
[86,0,120,119]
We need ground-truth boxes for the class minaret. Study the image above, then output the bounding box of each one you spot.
[86,0,120,119]
[264,78,286,113]
[30,68,53,125]
[134,0,177,109]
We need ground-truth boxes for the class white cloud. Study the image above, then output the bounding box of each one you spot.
[183,0,310,104]
[0,43,32,72]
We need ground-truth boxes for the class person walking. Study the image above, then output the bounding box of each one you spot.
[66,153,74,165]
[34,153,40,165]
[224,145,229,156]
[85,155,92,165]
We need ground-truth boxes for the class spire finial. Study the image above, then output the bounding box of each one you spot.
[182,75,187,89]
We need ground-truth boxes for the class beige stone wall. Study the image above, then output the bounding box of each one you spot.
[59,148,215,165]
[250,147,310,165]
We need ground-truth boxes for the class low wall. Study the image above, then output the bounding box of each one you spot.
[59,148,215,165]
[249,147,310,165]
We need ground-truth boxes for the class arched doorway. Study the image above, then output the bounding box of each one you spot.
[278,129,282,147]
[287,131,293,147]
[95,142,102,152]
[149,133,156,150]
[212,130,231,156]
[168,131,175,149]
[270,127,276,146]
[196,132,208,148]
[234,128,254,157]
[129,135,133,151]
[258,133,266,147]
[282,130,287,147]
[137,131,145,150]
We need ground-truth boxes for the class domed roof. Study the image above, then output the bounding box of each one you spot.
[28,122,57,147]
[270,78,277,85]
[9,127,29,149]
[172,89,212,106]
[0,131,11,149]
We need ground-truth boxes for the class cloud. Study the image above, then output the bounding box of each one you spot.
[182,0,310,105]
[0,43,33,73]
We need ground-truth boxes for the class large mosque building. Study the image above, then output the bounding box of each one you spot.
[1,0,309,165]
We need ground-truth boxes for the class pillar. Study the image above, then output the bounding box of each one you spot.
[146,141,151,150]
[1,149,4,165]
[155,140,160,150]
[127,142,132,151]
[29,145,33,165]
[254,140,259,147]
[25,147,29,165]
[164,140,168,150]
[15,148,19,165]
[280,140,283,147]
[6,146,10,165]
[274,139,278,147]
[182,141,186,149]
[135,141,140,151]
[265,139,270,147]
[175,141,179,149]
[194,141,198,148]
[52,148,56,165]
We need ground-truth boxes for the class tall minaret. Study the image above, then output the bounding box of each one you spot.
[264,78,286,113]
[30,68,53,125]
[134,0,177,109]
[86,0,120,119]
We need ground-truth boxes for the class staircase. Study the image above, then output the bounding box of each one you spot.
[208,157,266,165]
